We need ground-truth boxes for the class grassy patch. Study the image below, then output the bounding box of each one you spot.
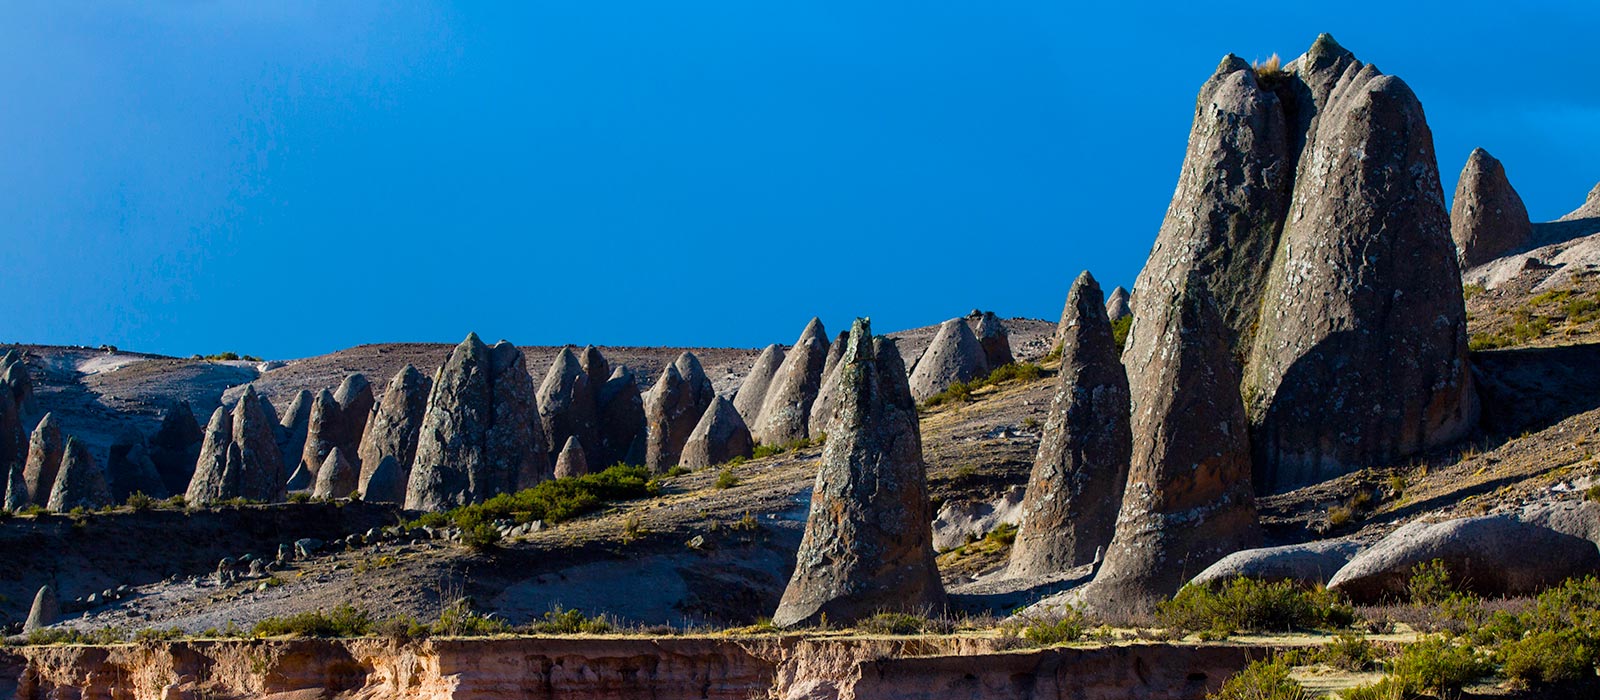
[923,362,1046,409]
[253,604,375,638]
[1208,659,1309,700]
[713,469,739,490]
[1156,578,1355,639]
[1110,315,1132,352]
[408,464,657,533]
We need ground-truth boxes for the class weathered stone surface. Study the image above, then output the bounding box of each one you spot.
[807,357,845,439]
[681,396,754,470]
[0,388,24,505]
[311,447,358,500]
[186,407,237,505]
[1329,516,1600,602]
[23,585,57,633]
[1520,500,1600,550]
[1187,540,1362,589]
[932,486,1026,553]
[907,319,989,403]
[285,462,312,492]
[276,390,312,476]
[1452,148,1533,268]
[578,346,610,405]
[966,310,1014,370]
[553,436,589,479]
[150,401,204,497]
[1009,272,1131,577]
[333,373,375,458]
[1560,182,1600,222]
[643,352,715,472]
[22,412,65,506]
[356,365,430,504]
[1073,284,1260,616]
[232,386,286,502]
[538,347,599,466]
[3,460,26,510]
[753,319,829,446]
[299,390,344,477]
[1245,52,1476,494]
[773,319,946,627]
[47,437,112,511]
[1105,286,1132,323]
[1,349,38,422]
[406,334,546,511]
[597,367,646,468]
[108,428,167,500]
[732,344,785,426]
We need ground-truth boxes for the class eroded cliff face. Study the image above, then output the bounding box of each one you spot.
[0,636,1261,700]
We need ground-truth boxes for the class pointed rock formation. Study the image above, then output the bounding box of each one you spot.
[907,319,989,403]
[681,396,754,469]
[553,436,589,479]
[24,585,57,633]
[109,428,167,500]
[4,461,28,511]
[597,367,646,468]
[578,346,610,405]
[311,447,358,500]
[47,437,112,511]
[732,344,786,426]
[0,389,24,504]
[1244,46,1475,494]
[808,357,846,438]
[276,390,313,476]
[0,349,38,423]
[1009,272,1132,577]
[150,402,203,496]
[1072,284,1260,616]
[644,366,695,472]
[406,334,547,511]
[232,386,286,501]
[186,407,236,505]
[1105,287,1132,323]
[966,310,1015,370]
[1559,182,1600,222]
[299,390,344,477]
[773,319,946,628]
[22,413,65,506]
[819,332,848,386]
[1452,148,1533,269]
[357,365,431,504]
[753,319,829,446]
[538,348,599,466]
[285,463,312,492]
[333,373,375,454]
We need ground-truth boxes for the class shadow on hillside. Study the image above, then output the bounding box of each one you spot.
[1471,342,1600,437]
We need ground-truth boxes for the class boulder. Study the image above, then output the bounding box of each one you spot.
[276,390,313,476]
[932,486,1026,553]
[232,386,286,502]
[299,390,344,477]
[773,319,946,627]
[356,365,431,504]
[1008,271,1131,577]
[108,428,167,500]
[537,347,599,465]
[681,396,754,469]
[907,319,989,403]
[597,367,646,468]
[732,343,786,426]
[150,402,203,496]
[1519,500,1600,550]
[487,340,548,490]
[311,447,358,500]
[23,584,57,632]
[1105,286,1132,323]
[1245,46,1476,494]
[333,373,375,457]
[0,350,38,422]
[553,436,588,479]
[1187,541,1362,589]
[578,346,611,406]
[285,463,312,492]
[1072,283,1260,617]
[1452,148,1533,268]
[47,436,113,511]
[4,461,27,510]
[1328,516,1600,602]
[1559,182,1600,222]
[644,352,714,472]
[807,356,846,438]
[22,412,65,506]
[966,310,1014,369]
[753,318,829,446]
[186,407,238,505]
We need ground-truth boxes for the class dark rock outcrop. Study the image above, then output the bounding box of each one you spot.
[0,349,38,423]
[538,348,599,465]
[276,390,313,476]
[0,388,24,505]
[807,357,845,439]
[333,373,375,459]
[753,318,829,446]
[681,396,754,470]
[907,319,988,403]
[184,387,286,505]
[1008,272,1131,577]
[966,310,1014,370]
[24,585,57,633]
[1329,517,1600,602]
[4,460,27,510]
[1452,148,1533,268]
[1187,540,1362,589]
[311,447,358,500]
[553,436,588,479]
[578,346,610,406]
[47,437,112,511]
[285,463,312,492]
[108,428,167,500]
[356,365,430,504]
[597,367,646,468]
[150,402,203,496]
[773,319,946,627]
[732,344,786,426]
[487,341,547,490]
[21,412,65,506]
[644,352,714,472]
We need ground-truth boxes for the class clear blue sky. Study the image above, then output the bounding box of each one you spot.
[2,2,1596,359]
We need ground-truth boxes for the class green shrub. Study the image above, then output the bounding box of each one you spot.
[133,627,184,642]
[461,523,502,550]
[528,607,614,634]
[1463,283,1486,301]
[1385,636,1492,698]
[1407,559,1457,606]
[1157,579,1355,638]
[1324,632,1381,671]
[1339,677,1406,700]
[713,469,739,490]
[1020,606,1088,646]
[1208,659,1310,700]
[434,605,513,637]
[662,465,691,478]
[859,612,947,635]
[1586,484,1600,503]
[125,492,155,511]
[923,363,1046,408]
[1110,315,1133,351]
[1499,630,1595,685]
[252,604,374,638]
[405,464,657,533]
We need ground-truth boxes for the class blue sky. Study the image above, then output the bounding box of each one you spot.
[1,2,1596,359]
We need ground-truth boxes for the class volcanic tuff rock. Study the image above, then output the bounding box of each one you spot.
[1105,286,1132,323]
[185,387,287,505]
[907,319,989,403]
[807,357,845,438]
[680,396,754,470]
[275,390,312,476]
[46,437,112,511]
[966,310,1014,370]
[578,346,610,406]
[299,390,344,477]
[186,407,236,505]
[1561,182,1600,222]
[356,365,430,503]
[360,456,402,503]
[553,436,588,479]
[405,334,547,511]
[108,428,167,500]
[538,348,599,465]
[732,344,785,426]
[753,318,829,446]
[311,447,358,500]
[150,402,204,496]
[1329,517,1600,602]
[773,319,946,628]
[1009,272,1131,577]
[22,412,65,506]
[332,373,375,457]
[597,367,646,468]
[0,349,38,422]
[820,331,847,386]
[644,366,696,473]
[1452,148,1533,268]
[0,388,23,502]
[1074,283,1260,616]
[3,461,26,511]
[285,463,311,492]
[23,585,57,633]
[1187,540,1362,589]
[1244,40,1476,494]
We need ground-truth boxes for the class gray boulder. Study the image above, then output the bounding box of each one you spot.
[0,350,38,422]
[357,365,431,504]
[1009,271,1131,577]
[0,389,25,504]
[732,343,786,426]
[1105,286,1132,323]
[537,347,599,466]
[276,390,312,478]
[4,460,27,510]
[186,407,237,505]
[1188,540,1362,589]
[907,319,989,403]
[1329,516,1600,602]
[360,456,402,503]
[47,437,113,511]
[23,585,57,632]
[553,435,588,479]
[773,319,946,628]
[22,412,65,505]
[807,355,846,439]
[299,389,344,477]
[681,396,754,469]
[311,447,358,500]
[753,318,829,446]
[597,366,646,468]
[1452,148,1533,269]
[333,373,375,459]
[232,386,286,501]
[644,352,714,472]
[578,346,610,406]
[966,310,1014,370]
[1520,500,1600,550]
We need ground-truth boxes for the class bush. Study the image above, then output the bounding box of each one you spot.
[1207,659,1309,700]
[528,607,614,634]
[1324,632,1381,671]
[1586,484,1600,503]
[1339,677,1406,700]
[406,464,657,533]
[1110,315,1133,352]
[1157,579,1355,639]
[1499,630,1595,685]
[858,611,949,635]
[1407,560,1457,606]
[714,469,739,490]
[923,363,1046,408]
[1385,636,1493,698]
[1020,606,1088,646]
[252,604,374,638]
[125,492,155,511]
[461,523,502,550]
